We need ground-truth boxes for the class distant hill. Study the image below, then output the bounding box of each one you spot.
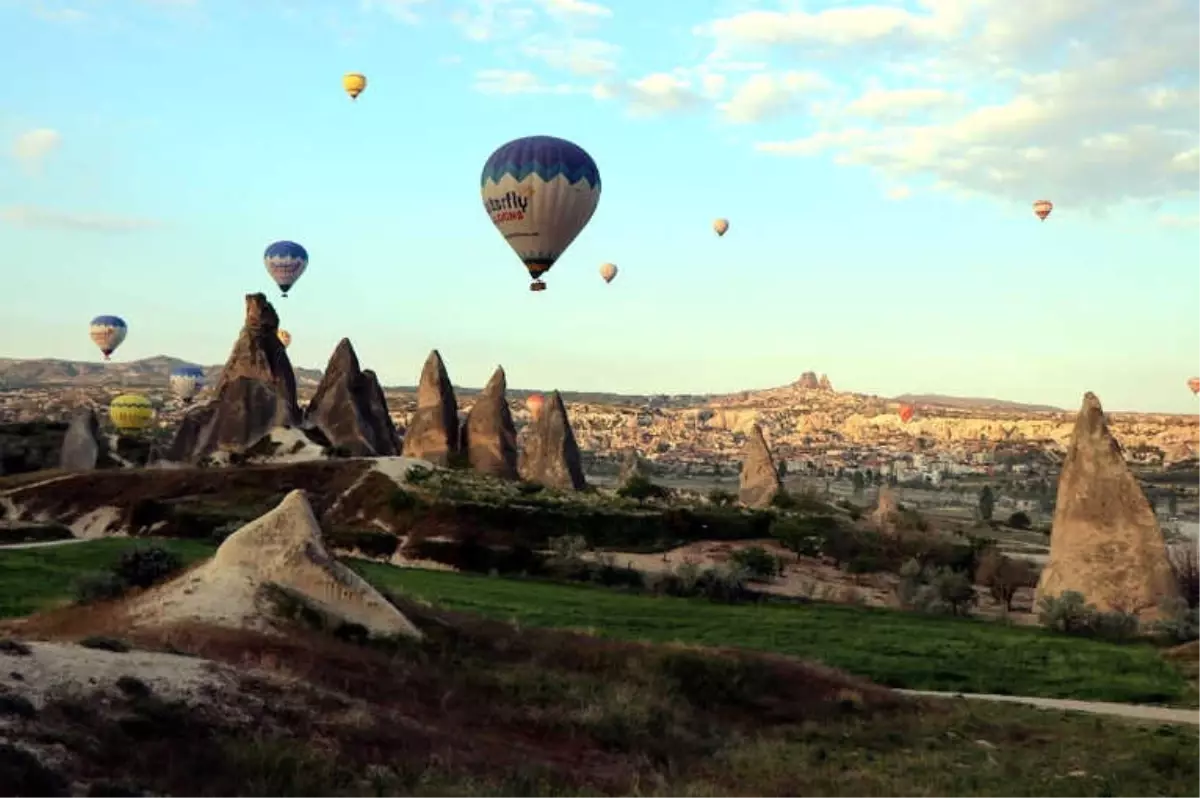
[892,393,1064,414]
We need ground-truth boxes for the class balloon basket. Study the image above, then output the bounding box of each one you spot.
[530,281,547,292]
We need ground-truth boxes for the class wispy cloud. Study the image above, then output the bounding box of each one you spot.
[473,69,577,95]
[0,204,165,233]
[10,128,62,175]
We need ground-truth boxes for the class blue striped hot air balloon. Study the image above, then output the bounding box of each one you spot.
[480,135,601,292]
[169,365,205,403]
[88,315,127,361]
[264,240,308,297]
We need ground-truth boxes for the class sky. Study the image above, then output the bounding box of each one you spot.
[0,0,1198,413]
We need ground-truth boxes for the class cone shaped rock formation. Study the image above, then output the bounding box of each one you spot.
[738,424,782,508]
[401,350,461,466]
[305,339,400,457]
[520,390,586,491]
[128,490,422,639]
[1036,392,1181,620]
[461,367,519,479]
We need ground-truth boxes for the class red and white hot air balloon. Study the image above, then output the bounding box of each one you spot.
[899,404,915,423]
[1188,377,1199,395]
[1033,200,1053,221]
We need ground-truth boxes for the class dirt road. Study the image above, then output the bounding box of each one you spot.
[900,689,1198,725]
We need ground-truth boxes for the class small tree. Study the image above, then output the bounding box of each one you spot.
[978,485,995,521]
[852,471,866,495]
[1007,510,1032,530]
[975,548,1037,612]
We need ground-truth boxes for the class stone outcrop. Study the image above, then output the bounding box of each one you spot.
[520,390,586,491]
[400,350,460,466]
[461,367,518,479]
[304,339,399,457]
[1036,393,1181,620]
[738,424,782,508]
[793,372,821,390]
[818,374,833,391]
[59,409,106,471]
[128,490,422,639]
[870,485,900,535]
[167,294,302,462]
[0,422,68,476]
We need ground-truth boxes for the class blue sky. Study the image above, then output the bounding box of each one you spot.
[1,0,1198,413]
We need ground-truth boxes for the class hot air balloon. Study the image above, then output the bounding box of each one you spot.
[526,393,545,417]
[342,72,367,100]
[169,365,205,403]
[278,329,292,348]
[1189,377,1200,395]
[89,315,127,361]
[599,262,617,284]
[1033,200,1053,221]
[481,135,601,292]
[713,218,729,237]
[264,240,308,298]
[109,394,155,432]
[899,404,915,423]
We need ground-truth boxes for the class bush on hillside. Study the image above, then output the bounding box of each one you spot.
[617,474,671,502]
[1007,511,1032,530]
[1037,591,1142,642]
[728,546,783,582]
[896,559,978,617]
[975,548,1038,612]
[707,489,736,507]
[1167,542,1199,609]
[114,546,184,590]
[1153,597,1200,644]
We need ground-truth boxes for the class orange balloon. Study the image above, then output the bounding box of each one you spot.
[899,404,915,423]
[1188,377,1199,395]
[525,393,545,416]
[1033,199,1053,221]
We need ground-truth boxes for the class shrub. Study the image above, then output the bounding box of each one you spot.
[547,534,589,562]
[1153,596,1200,644]
[975,548,1038,612]
[516,480,544,496]
[1037,591,1094,634]
[114,545,184,590]
[728,546,782,582]
[617,474,671,502]
[1167,542,1198,610]
[388,488,421,513]
[72,571,128,604]
[769,491,798,510]
[405,465,433,484]
[707,489,736,507]
[896,559,977,616]
[1007,511,1032,530]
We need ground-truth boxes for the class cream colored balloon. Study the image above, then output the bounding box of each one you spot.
[599,262,618,283]
[713,218,729,236]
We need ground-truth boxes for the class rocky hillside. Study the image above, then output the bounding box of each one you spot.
[0,356,324,390]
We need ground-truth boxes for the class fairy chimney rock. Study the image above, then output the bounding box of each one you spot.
[400,349,460,466]
[1036,392,1181,620]
[305,339,400,456]
[738,424,783,508]
[461,366,519,479]
[520,390,586,491]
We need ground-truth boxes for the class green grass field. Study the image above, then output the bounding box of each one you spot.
[0,538,1188,705]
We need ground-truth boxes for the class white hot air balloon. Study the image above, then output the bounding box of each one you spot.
[168,365,205,403]
[481,135,601,292]
[599,262,618,284]
[713,218,729,236]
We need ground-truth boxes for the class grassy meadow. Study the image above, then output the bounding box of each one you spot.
[0,538,1189,705]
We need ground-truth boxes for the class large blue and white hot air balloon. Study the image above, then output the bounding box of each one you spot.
[480,135,601,292]
[264,240,308,298]
[88,315,128,361]
[168,365,205,403]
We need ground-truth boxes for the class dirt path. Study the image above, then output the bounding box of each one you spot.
[900,690,1199,725]
[0,537,90,551]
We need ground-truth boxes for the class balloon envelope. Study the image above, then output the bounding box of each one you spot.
[277,329,292,348]
[89,315,127,361]
[1033,200,1053,221]
[169,365,205,401]
[264,240,308,296]
[481,135,601,290]
[899,404,915,423]
[599,262,617,283]
[110,394,155,432]
[713,218,729,236]
[1189,377,1200,395]
[343,72,366,100]
[525,393,545,416]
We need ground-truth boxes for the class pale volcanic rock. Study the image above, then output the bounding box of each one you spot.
[400,350,460,466]
[738,424,783,509]
[1036,393,1181,620]
[461,366,518,480]
[305,338,400,456]
[59,408,106,471]
[793,372,821,390]
[167,294,301,462]
[871,485,901,535]
[520,390,586,491]
[818,374,834,391]
[128,490,422,639]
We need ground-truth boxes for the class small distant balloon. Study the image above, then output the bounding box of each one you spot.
[480,135,601,292]
[278,329,292,348]
[899,404,915,423]
[713,218,729,237]
[342,72,367,100]
[169,366,205,403]
[1033,200,1053,221]
[1189,377,1199,395]
[109,394,155,432]
[599,262,618,284]
[89,315,127,361]
[526,393,545,417]
[264,240,308,298]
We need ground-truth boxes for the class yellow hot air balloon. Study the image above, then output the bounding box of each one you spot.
[713,218,729,236]
[599,262,618,283]
[343,72,367,101]
[278,329,292,348]
[109,394,155,433]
